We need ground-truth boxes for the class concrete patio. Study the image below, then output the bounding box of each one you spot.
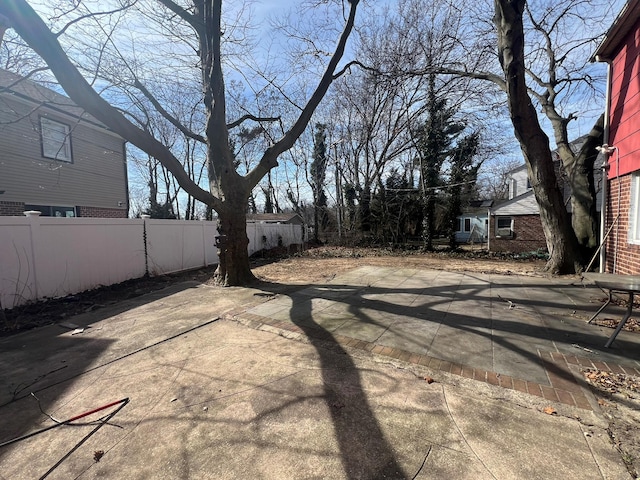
[0,266,638,479]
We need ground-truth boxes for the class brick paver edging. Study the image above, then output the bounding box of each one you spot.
[225,311,634,411]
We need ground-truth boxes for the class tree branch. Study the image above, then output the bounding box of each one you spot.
[157,0,203,35]
[133,78,207,144]
[403,65,507,92]
[226,114,280,130]
[332,60,379,80]
[246,0,361,190]
[54,3,134,37]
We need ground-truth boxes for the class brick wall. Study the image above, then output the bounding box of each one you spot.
[489,214,548,253]
[0,203,127,218]
[77,206,127,218]
[0,201,26,216]
[604,174,640,274]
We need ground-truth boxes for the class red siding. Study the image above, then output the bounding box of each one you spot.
[602,13,640,274]
[608,18,640,179]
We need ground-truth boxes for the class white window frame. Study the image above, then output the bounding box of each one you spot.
[40,117,72,162]
[24,204,77,217]
[628,172,640,244]
[464,218,471,232]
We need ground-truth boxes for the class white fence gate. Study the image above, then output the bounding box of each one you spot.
[0,215,303,309]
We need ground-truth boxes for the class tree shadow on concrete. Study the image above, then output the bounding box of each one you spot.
[273,284,409,479]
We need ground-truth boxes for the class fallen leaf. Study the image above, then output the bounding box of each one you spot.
[424,376,435,384]
[93,450,104,462]
[543,406,557,415]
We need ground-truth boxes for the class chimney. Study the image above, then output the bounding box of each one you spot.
[0,14,9,46]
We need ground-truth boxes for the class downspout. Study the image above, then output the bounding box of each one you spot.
[598,57,613,273]
[487,208,491,251]
[122,140,130,217]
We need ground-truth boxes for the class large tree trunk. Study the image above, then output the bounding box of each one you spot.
[213,172,254,285]
[215,205,254,286]
[494,0,582,274]
[559,115,604,257]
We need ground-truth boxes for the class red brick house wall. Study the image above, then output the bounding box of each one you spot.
[604,175,640,274]
[76,206,127,218]
[489,214,547,253]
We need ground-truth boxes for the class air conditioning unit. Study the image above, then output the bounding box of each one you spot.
[496,227,512,238]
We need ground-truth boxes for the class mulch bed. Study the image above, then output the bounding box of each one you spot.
[591,317,640,333]
[1,266,218,337]
[582,368,640,397]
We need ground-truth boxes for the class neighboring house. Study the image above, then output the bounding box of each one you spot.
[593,0,640,274]
[489,163,545,253]
[488,138,604,253]
[246,213,305,226]
[0,69,128,217]
[454,200,492,244]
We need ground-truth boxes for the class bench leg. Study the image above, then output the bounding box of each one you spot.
[605,292,633,348]
[588,289,613,324]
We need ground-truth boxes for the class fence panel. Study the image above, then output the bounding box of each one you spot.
[0,217,37,308]
[0,216,146,308]
[35,218,146,300]
[1,217,300,309]
[145,219,219,275]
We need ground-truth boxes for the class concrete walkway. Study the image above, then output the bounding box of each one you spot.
[0,267,637,479]
[238,266,640,410]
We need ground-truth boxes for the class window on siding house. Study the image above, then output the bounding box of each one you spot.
[455,218,462,232]
[25,204,76,217]
[629,172,640,244]
[40,117,72,162]
[464,218,471,232]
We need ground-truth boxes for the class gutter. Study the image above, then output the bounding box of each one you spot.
[598,58,613,273]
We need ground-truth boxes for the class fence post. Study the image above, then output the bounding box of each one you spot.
[23,210,42,301]
[141,214,150,277]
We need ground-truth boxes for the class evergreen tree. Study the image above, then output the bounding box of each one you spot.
[371,168,421,244]
[310,123,329,243]
[413,73,466,250]
[445,133,481,249]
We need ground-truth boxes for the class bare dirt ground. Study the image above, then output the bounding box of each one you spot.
[2,245,639,476]
[1,245,546,337]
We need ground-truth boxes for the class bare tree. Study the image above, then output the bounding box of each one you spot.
[1,0,361,285]
[494,0,581,272]
[386,0,619,272]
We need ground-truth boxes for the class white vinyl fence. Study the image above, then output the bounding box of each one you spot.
[0,215,304,309]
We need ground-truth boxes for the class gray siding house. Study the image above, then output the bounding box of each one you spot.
[0,69,128,217]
